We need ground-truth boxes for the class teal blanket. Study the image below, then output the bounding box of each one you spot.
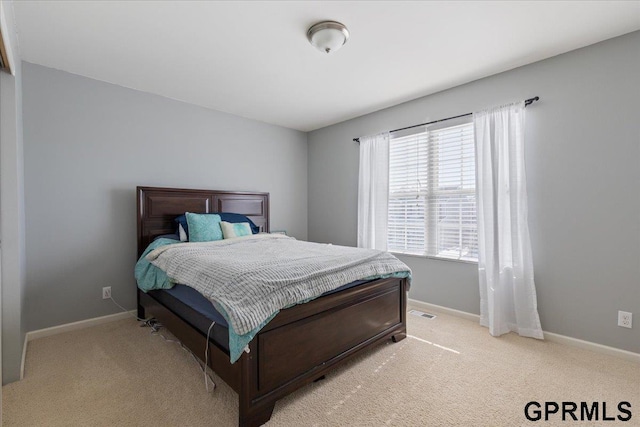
[134,238,176,292]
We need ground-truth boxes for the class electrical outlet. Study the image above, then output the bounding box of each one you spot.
[102,286,112,300]
[618,311,632,329]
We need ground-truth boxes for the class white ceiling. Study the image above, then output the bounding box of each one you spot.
[12,1,640,132]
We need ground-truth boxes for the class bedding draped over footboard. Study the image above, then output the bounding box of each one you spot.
[141,234,411,361]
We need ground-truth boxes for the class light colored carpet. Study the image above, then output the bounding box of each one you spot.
[3,311,638,426]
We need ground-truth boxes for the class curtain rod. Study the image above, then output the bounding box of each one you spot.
[353,96,539,143]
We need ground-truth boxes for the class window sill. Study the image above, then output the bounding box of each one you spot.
[389,251,478,265]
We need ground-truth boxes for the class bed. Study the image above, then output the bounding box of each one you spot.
[136,186,409,427]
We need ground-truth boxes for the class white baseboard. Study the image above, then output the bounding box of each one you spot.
[25,311,136,342]
[21,311,137,378]
[409,299,481,322]
[542,331,640,363]
[408,298,639,364]
[20,337,28,380]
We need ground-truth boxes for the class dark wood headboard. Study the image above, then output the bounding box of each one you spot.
[137,186,270,257]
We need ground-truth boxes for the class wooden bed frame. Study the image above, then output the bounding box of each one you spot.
[136,186,408,427]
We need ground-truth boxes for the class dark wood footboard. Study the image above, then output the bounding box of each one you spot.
[139,276,408,427]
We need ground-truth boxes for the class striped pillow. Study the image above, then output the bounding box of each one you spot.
[220,221,252,239]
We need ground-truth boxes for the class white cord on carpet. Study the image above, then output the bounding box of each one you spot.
[205,321,217,392]
[109,295,150,322]
[150,324,217,392]
[109,292,217,392]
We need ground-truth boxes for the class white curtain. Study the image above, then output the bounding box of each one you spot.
[474,102,543,339]
[357,133,390,250]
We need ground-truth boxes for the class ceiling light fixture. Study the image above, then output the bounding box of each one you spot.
[307,21,349,54]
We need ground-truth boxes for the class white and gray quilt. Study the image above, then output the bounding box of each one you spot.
[146,234,411,337]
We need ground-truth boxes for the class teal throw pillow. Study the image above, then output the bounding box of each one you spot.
[185,212,223,242]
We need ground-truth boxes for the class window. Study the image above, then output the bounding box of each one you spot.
[387,120,477,261]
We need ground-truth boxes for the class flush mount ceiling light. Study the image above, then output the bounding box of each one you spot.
[307,21,349,54]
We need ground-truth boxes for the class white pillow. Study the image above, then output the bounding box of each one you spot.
[220,221,252,239]
[178,223,188,242]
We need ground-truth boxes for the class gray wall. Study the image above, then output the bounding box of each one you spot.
[308,32,640,353]
[0,0,26,384]
[22,62,308,332]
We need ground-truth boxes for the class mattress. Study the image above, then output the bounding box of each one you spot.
[147,279,373,352]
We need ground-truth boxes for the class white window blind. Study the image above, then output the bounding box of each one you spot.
[388,121,478,261]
